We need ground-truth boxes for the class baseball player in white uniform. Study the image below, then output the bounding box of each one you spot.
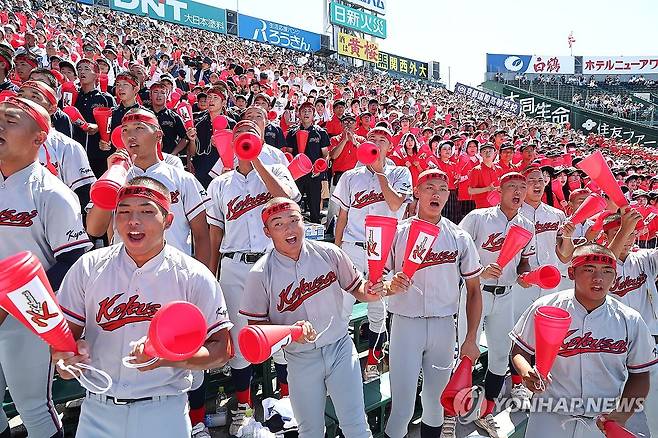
[86,108,211,267]
[382,169,483,438]
[53,177,233,438]
[240,197,385,438]
[0,97,91,438]
[511,243,658,438]
[332,127,412,381]
[458,172,535,438]
[206,120,300,435]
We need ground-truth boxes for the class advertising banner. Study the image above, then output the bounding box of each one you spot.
[486,53,575,74]
[237,14,322,52]
[337,31,379,63]
[454,83,521,115]
[377,52,428,79]
[111,0,226,34]
[583,56,658,75]
[330,2,386,39]
[344,0,386,15]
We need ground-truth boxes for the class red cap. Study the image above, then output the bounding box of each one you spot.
[500,172,526,185]
[367,126,393,144]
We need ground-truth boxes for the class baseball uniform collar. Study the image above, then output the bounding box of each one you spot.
[120,242,169,271]
[570,290,611,316]
[273,239,310,266]
[0,160,41,184]
[132,160,165,175]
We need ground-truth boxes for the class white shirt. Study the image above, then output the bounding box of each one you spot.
[40,131,96,191]
[519,202,566,270]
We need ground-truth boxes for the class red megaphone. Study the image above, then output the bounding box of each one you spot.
[296,129,309,155]
[440,357,473,417]
[312,158,327,175]
[176,101,194,130]
[0,251,78,353]
[551,180,565,202]
[187,93,197,105]
[287,153,312,180]
[577,151,628,208]
[63,106,89,131]
[234,132,262,161]
[284,152,294,163]
[496,224,533,269]
[402,218,441,279]
[534,306,572,379]
[142,302,207,362]
[61,81,78,106]
[212,115,228,133]
[111,126,124,149]
[356,141,378,165]
[568,193,607,225]
[92,106,112,142]
[89,155,130,209]
[603,419,636,438]
[212,129,234,169]
[166,91,181,110]
[98,73,108,93]
[365,215,398,282]
[486,190,501,206]
[238,324,303,364]
[520,265,561,289]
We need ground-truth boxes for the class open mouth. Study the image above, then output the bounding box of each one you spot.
[591,285,603,293]
[429,200,440,208]
[127,231,145,242]
[512,196,521,204]
[285,236,297,245]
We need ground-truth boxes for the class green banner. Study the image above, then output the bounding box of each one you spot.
[330,2,386,39]
[376,51,428,79]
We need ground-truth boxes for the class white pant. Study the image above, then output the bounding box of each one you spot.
[342,242,387,333]
[285,335,371,438]
[525,412,603,438]
[385,315,456,438]
[458,286,514,375]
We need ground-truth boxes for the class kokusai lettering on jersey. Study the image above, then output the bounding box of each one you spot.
[8,277,64,334]
[96,293,161,331]
[352,190,384,209]
[535,221,560,234]
[0,209,38,227]
[409,232,434,264]
[366,227,382,260]
[560,329,629,356]
[418,249,458,270]
[481,232,505,252]
[610,274,647,297]
[277,271,338,312]
[226,193,273,221]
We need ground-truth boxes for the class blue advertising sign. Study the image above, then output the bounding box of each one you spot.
[110,0,226,34]
[486,53,575,74]
[237,14,322,52]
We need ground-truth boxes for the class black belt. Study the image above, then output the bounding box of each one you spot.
[483,285,510,295]
[352,242,366,248]
[104,395,156,405]
[223,252,264,264]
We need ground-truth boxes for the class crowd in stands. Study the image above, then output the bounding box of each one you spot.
[572,92,646,119]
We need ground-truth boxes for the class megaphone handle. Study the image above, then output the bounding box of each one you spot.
[56,359,113,394]
[121,355,159,369]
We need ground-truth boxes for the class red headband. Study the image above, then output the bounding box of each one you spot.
[121,112,160,128]
[0,53,10,71]
[261,200,301,224]
[15,54,38,68]
[21,80,57,106]
[571,254,616,270]
[3,97,49,134]
[116,185,170,212]
[500,172,526,185]
[417,169,448,186]
[368,127,393,143]
[116,74,138,87]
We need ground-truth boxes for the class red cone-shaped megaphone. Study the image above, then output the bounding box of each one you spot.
[288,153,312,180]
[234,132,262,161]
[357,142,378,165]
[176,101,194,130]
[238,324,303,364]
[440,357,473,417]
[98,73,108,93]
[603,419,636,438]
[61,81,78,106]
[497,225,533,269]
[212,129,234,169]
[267,110,277,121]
[0,251,78,353]
[534,306,571,379]
[296,129,309,155]
[142,301,207,362]
[111,126,124,149]
[365,215,398,283]
[568,193,607,225]
[63,106,89,131]
[402,218,441,278]
[312,158,328,176]
[486,190,501,206]
[520,265,561,289]
[92,107,112,142]
[166,91,181,110]
[577,151,628,208]
[212,115,228,133]
[284,152,294,163]
[90,155,130,210]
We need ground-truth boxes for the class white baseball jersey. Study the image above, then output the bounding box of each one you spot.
[58,244,232,398]
[519,202,566,270]
[40,131,96,191]
[240,240,363,353]
[331,164,412,242]
[573,219,593,243]
[459,207,535,286]
[111,161,210,255]
[511,289,658,416]
[0,161,91,270]
[386,217,482,317]
[163,153,184,170]
[610,249,658,335]
[206,164,300,253]
[208,143,288,179]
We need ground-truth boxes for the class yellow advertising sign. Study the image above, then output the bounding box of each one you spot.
[337,32,379,63]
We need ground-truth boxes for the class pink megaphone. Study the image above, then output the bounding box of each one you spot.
[98,73,108,93]
[176,101,194,130]
[312,158,328,175]
[577,151,628,208]
[520,265,561,289]
[142,301,207,361]
[287,153,312,180]
[111,126,124,149]
[356,141,378,165]
[238,324,303,364]
[603,419,636,437]
[365,215,398,283]
[92,106,112,142]
[0,251,78,353]
[534,306,572,379]
[89,155,130,209]
[296,129,309,155]
[212,115,228,132]
[496,225,533,269]
[61,81,78,106]
[234,132,262,161]
[63,106,89,131]
[440,357,473,417]
[402,218,441,278]
[568,193,607,225]
[212,129,234,169]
